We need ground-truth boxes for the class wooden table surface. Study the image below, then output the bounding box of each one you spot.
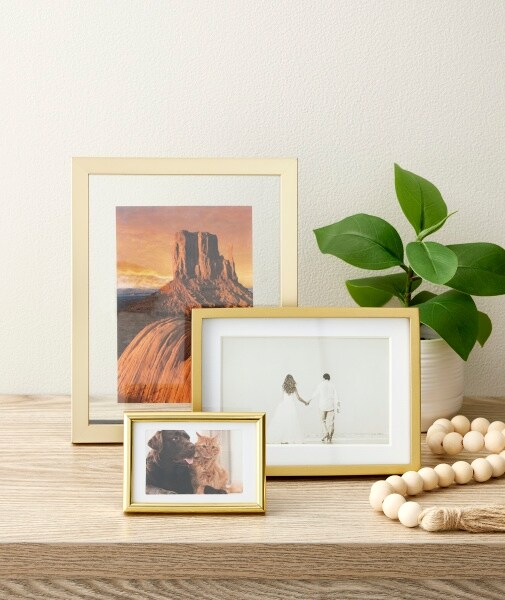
[1,395,505,599]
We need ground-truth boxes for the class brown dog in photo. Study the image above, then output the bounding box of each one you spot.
[146,430,195,494]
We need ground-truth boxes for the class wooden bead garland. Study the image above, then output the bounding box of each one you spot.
[370,415,505,531]
[432,417,505,457]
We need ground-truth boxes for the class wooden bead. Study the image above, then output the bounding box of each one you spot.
[398,501,422,528]
[427,424,450,437]
[401,471,424,495]
[452,461,473,484]
[370,480,390,493]
[486,454,505,478]
[369,481,394,511]
[434,463,455,487]
[433,418,454,433]
[382,493,406,520]
[484,430,505,453]
[471,457,493,482]
[488,420,505,432]
[442,432,463,455]
[463,430,485,453]
[471,417,490,435]
[427,431,446,455]
[385,475,407,496]
[451,415,471,436]
[418,467,438,491]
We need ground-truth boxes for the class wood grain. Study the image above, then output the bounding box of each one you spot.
[1,395,505,582]
[1,578,505,600]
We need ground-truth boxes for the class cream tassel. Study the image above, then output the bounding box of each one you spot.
[419,505,505,532]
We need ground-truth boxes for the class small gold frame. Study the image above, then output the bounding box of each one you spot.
[192,306,421,477]
[72,157,297,443]
[124,411,266,513]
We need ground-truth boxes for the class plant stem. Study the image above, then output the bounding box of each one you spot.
[404,267,416,307]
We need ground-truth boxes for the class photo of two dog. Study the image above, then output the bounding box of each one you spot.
[145,428,243,495]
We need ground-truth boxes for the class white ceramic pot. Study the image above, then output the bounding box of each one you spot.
[420,335,465,431]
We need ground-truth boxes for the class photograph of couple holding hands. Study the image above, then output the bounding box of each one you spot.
[268,373,341,445]
[220,335,390,447]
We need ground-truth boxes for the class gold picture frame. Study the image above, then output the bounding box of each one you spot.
[72,157,297,443]
[123,411,266,513]
[192,306,421,476]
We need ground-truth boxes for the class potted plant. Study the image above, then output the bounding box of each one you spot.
[314,164,505,430]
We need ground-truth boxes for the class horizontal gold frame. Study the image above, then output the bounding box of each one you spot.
[72,157,297,443]
[123,411,266,513]
[191,306,421,476]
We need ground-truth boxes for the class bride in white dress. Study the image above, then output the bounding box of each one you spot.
[267,374,308,444]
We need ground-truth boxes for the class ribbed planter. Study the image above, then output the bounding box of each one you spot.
[420,337,465,431]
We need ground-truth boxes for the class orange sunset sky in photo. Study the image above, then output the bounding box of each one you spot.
[116,206,253,289]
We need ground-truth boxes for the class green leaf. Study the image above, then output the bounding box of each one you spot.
[446,243,505,296]
[394,164,448,234]
[418,290,479,360]
[406,241,458,284]
[477,311,492,347]
[346,273,421,307]
[417,211,457,241]
[314,214,404,270]
[410,291,436,306]
[346,281,391,307]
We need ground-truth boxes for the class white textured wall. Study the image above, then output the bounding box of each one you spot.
[1,1,504,395]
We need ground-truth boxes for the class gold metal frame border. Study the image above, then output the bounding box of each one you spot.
[72,157,298,443]
[123,411,266,513]
[191,306,421,477]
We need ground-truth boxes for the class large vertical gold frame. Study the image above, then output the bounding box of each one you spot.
[191,306,421,476]
[72,158,297,443]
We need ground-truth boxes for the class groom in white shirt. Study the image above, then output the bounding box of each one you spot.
[310,373,339,443]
